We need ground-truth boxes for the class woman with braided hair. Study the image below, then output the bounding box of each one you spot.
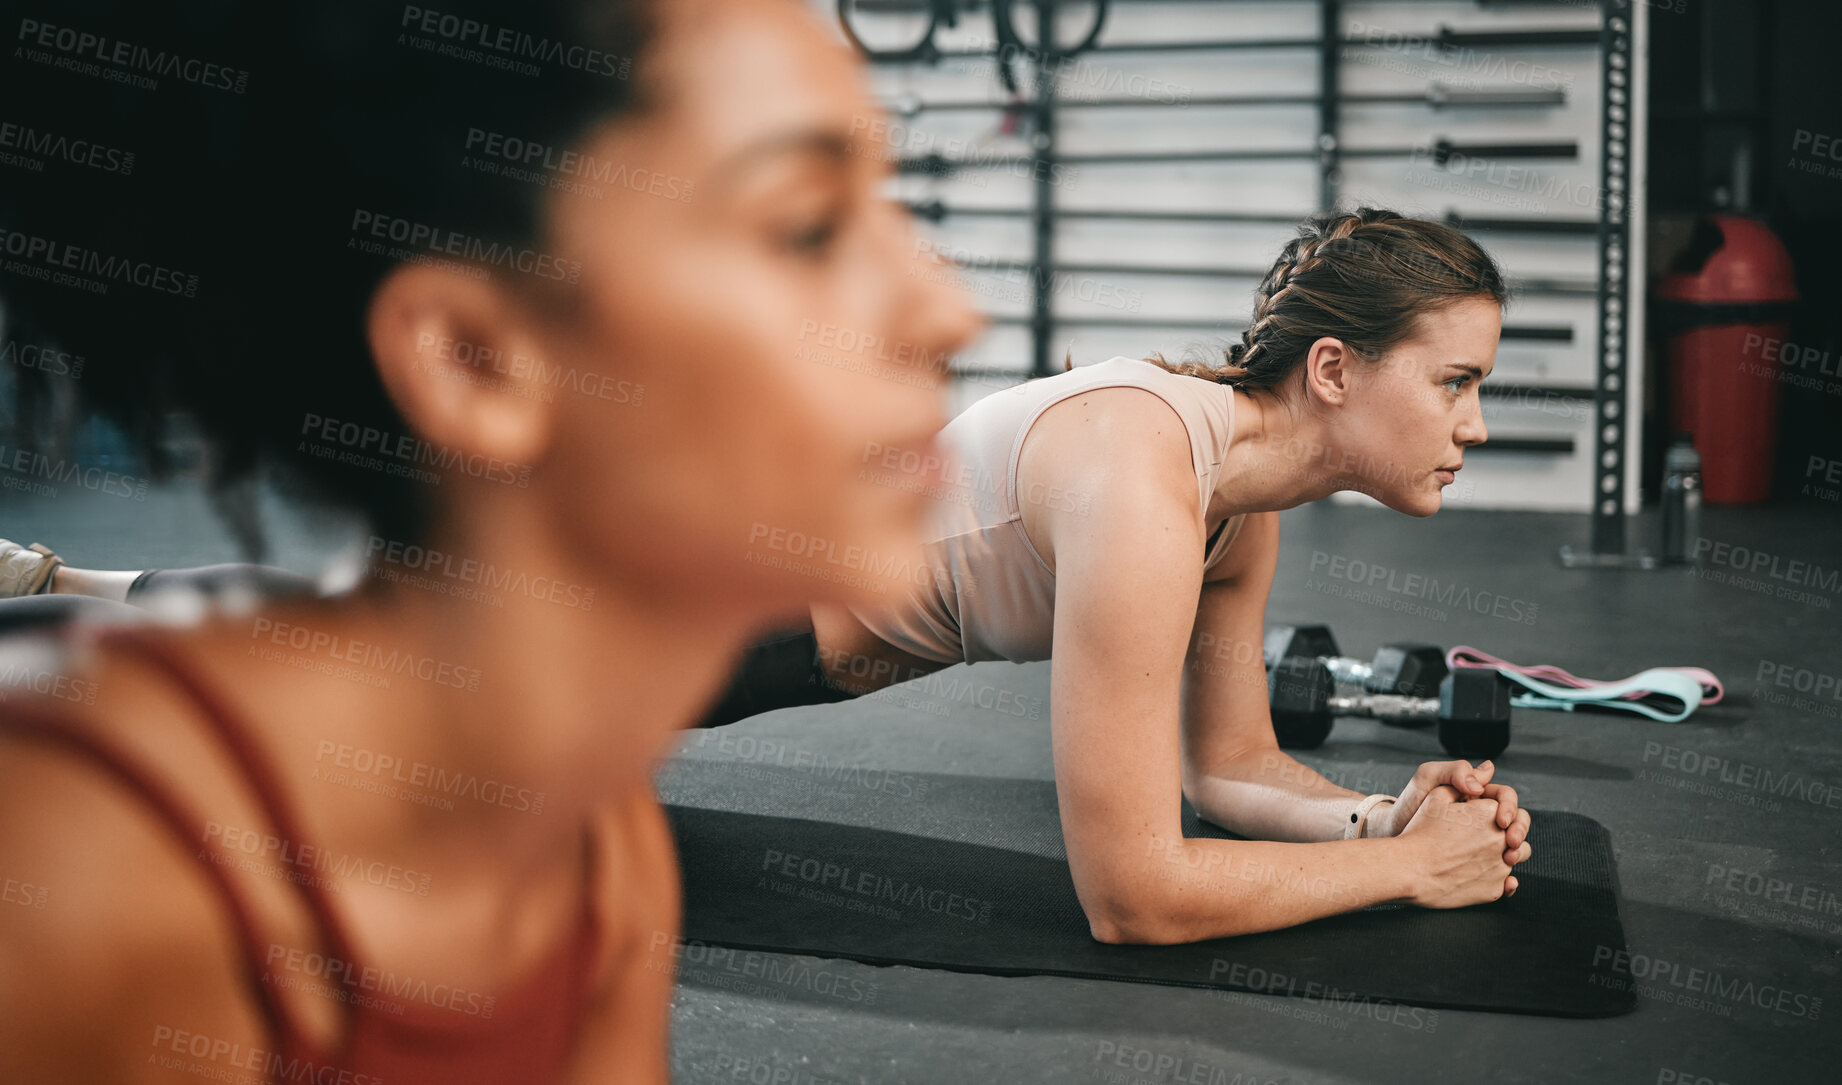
[7,208,1534,946]
[768,205,1534,941]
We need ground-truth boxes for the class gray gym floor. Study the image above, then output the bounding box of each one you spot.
[8,485,1839,1083]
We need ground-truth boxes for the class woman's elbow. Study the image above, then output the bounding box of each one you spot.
[1081,889,1183,946]
[1178,769,1205,813]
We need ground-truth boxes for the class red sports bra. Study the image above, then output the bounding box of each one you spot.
[0,626,605,1084]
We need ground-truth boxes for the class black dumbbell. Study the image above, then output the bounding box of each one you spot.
[1267,656,1512,759]
[1264,623,1449,707]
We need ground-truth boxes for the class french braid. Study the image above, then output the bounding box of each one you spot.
[1139,208,1507,390]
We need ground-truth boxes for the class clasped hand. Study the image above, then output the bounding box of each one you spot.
[1366,759,1533,903]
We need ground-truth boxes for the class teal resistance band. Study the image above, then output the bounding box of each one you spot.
[1489,667,1708,724]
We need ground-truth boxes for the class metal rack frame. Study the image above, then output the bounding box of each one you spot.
[1563,0,1648,565]
[867,0,1644,549]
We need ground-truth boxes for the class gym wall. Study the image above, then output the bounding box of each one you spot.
[834,0,1648,514]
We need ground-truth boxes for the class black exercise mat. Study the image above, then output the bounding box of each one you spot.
[660,758,1636,1017]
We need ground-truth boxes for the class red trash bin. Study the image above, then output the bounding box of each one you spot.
[1656,215,1800,505]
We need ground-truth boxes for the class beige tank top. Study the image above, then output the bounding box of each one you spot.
[851,356,1246,665]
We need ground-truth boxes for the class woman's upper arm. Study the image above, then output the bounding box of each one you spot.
[1034,396,1207,932]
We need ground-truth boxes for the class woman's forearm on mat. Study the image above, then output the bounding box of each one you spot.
[1093,836,1417,944]
[1184,747,1371,844]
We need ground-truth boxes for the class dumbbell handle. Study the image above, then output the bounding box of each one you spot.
[1320,656,1376,689]
[1325,692,1438,723]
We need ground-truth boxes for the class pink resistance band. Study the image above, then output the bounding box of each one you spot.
[1444,646,1725,706]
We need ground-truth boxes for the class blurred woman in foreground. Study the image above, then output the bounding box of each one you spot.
[0,0,979,1080]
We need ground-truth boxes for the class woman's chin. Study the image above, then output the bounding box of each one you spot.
[1376,488,1442,518]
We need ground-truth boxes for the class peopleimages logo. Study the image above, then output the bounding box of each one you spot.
[2,877,48,909]
[0,659,99,705]
[299,412,533,488]
[1591,945,1823,1020]
[698,731,935,800]
[413,332,643,405]
[314,740,546,815]
[1094,1041,1272,1084]
[648,933,879,1005]
[202,820,432,897]
[0,338,85,378]
[349,210,581,284]
[1343,21,1573,91]
[266,942,497,1017]
[1705,862,1842,921]
[0,442,151,501]
[1205,961,1441,1033]
[15,19,252,93]
[1695,539,1840,586]
[1308,550,1540,625]
[367,536,597,611]
[399,5,631,78]
[251,618,483,692]
[149,1027,379,1085]
[462,128,694,202]
[0,119,134,175]
[761,848,994,923]
[1639,740,1841,810]
[0,225,198,297]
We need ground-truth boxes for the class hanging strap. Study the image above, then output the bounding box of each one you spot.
[1445,645,1720,724]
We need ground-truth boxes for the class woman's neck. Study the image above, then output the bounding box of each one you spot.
[1210,387,1346,518]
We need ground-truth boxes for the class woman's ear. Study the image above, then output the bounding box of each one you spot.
[365,263,558,470]
[1302,336,1353,407]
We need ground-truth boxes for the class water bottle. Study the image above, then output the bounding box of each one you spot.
[1661,435,1703,565]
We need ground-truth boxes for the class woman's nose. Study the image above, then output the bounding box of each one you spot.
[1457,402,1490,446]
[900,229,988,373]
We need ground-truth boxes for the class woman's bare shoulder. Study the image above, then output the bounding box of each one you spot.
[0,646,276,1083]
[1015,387,1201,571]
[1023,383,1193,460]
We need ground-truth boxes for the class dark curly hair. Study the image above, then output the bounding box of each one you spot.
[0,0,663,554]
